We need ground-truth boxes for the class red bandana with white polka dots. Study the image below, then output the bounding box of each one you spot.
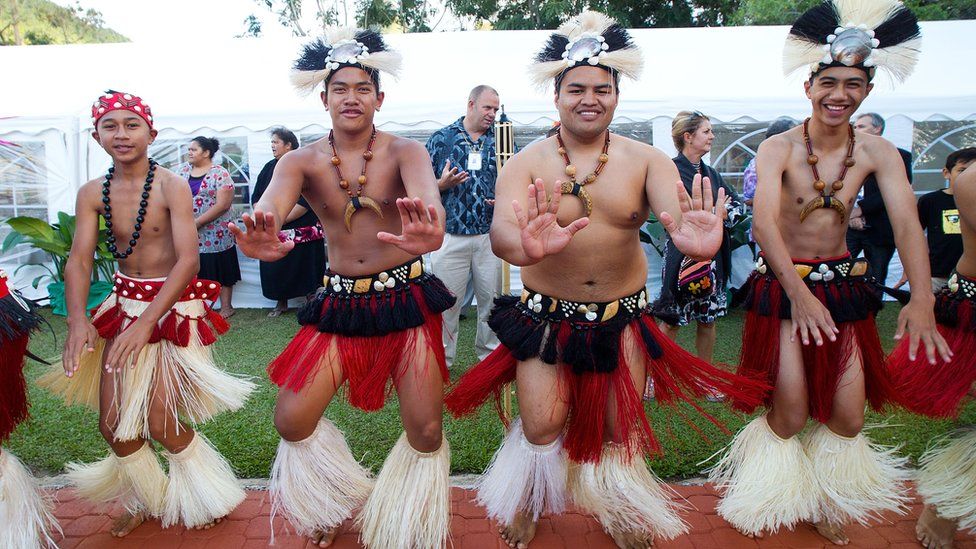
[91,90,154,129]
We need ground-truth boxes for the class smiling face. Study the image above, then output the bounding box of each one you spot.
[804,66,874,128]
[320,66,385,133]
[554,66,618,139]
[92,110,156,164]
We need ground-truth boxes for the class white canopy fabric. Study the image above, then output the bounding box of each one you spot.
[1,21,974,306]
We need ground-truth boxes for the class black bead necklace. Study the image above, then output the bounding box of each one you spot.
[102,158,156,259]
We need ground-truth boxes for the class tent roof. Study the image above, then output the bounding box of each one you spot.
[1,20,974,135]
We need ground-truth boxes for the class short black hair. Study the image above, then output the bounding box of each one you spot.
[270,127,299,150]
[191,136,220,159]
[946,147,976,171]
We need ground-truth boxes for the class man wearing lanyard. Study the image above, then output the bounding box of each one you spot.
[426,85,502,368]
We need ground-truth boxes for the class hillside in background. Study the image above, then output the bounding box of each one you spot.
[1,0,127,45]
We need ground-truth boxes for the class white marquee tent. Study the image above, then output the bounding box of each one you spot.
[2,21,974,306]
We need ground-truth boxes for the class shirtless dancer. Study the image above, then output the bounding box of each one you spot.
[229,29,454,548]
[446,11,768,549]
[41,91,253,536]
[708,0,952,544]
[889,163,976,549]
[0,270,59,548]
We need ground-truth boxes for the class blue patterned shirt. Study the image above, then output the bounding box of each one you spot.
[426,117,497,235]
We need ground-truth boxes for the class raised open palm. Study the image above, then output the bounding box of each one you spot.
[377,197,444,256]
[228,210,295,262]
[658,174,726,261]
[513,179,589,263]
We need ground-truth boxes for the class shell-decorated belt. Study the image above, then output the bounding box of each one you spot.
[755,255,868,283]
[322,258,425,296]
[947,271,976,299]
[519,287,649,323]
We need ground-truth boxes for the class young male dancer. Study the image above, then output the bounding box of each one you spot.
[708,0,952,544]
[0,270,59,548]
[41,91,254,536]
[890,162,976,549]
[446,11,767,549]
[229,29,454,548]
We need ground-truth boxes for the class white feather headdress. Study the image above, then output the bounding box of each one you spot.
[529,11,643,91]
[290,27,402,96]
[783,0,921,83]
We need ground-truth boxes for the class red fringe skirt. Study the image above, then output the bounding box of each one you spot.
[91,273,230,345]
[0,272,43,443]
[268,258,455,412]
[732,254,893,422]
[888,271,976,418]
[445,287,769,463]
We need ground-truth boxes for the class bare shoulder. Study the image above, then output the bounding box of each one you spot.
[387,132,427,157]
[76,177,105,207]
[858,132,897,156]
[156,167,192,204]
[613,133,662,163]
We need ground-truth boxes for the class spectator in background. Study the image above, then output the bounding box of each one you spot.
[896,147,976,292]
[847,112,913,285]
[251,127,326,317]
[179,136,240,318]
[654,111,744,369]
[742,118,797,257]
[425,84,502,368]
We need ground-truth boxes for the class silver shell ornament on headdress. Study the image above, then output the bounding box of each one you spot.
[325,39,370,70]
[563,33,610,67]
[825,26,881,67]
[290,28,402,95]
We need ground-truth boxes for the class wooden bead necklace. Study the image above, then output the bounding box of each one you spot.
[555,129,610,217]
[799,117,855,223]
[329,126,383,231]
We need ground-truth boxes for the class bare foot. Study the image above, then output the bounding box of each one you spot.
[309,526,339,547]
[732,524,764,539]
[110,511,145,537]
[916,504,957,549]
[499,511,537,548]
[220,307,236,319]
[267,307,288,318]
[610,529,654,548]
[192,516,224,530]
[814,520,850,545]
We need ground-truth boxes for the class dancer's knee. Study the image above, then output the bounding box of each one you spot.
[521,421,563,447]
[767,410,808,439]
[98,418,118,445]
[827,410,864,438]
[274,407,318,442]
[406,419,443,453]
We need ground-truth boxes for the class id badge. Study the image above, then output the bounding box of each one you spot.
[467,152,483,171]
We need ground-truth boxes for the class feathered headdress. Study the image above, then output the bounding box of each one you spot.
[529,11,643,91]
[784,0,921,83]
[290,27,402,95]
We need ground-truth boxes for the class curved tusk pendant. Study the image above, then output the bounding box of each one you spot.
[825,195,847,223]
[559,180,593,217]
[798,196,824,222]
[343,196,384,232]
[799,195,847,223]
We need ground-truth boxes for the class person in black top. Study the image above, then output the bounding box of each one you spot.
[251,127,327,317]
[896,147,976,293]
[847,112,912,285]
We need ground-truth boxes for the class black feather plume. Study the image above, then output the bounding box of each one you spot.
[293,38,332,71]
[874,5,920,47]
[789,1,840,45]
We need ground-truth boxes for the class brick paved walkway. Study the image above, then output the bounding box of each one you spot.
[51,484,974,548]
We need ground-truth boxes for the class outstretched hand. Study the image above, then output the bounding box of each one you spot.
[659,174,726,262]
[377,197,444,255]
[512,179,589,263]
[228,210,295,262]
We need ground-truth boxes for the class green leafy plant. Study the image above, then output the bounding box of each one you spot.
[2,212,115,287]
[2,212,116,314]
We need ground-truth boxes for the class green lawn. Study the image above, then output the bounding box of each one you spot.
[9,304,974,480]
